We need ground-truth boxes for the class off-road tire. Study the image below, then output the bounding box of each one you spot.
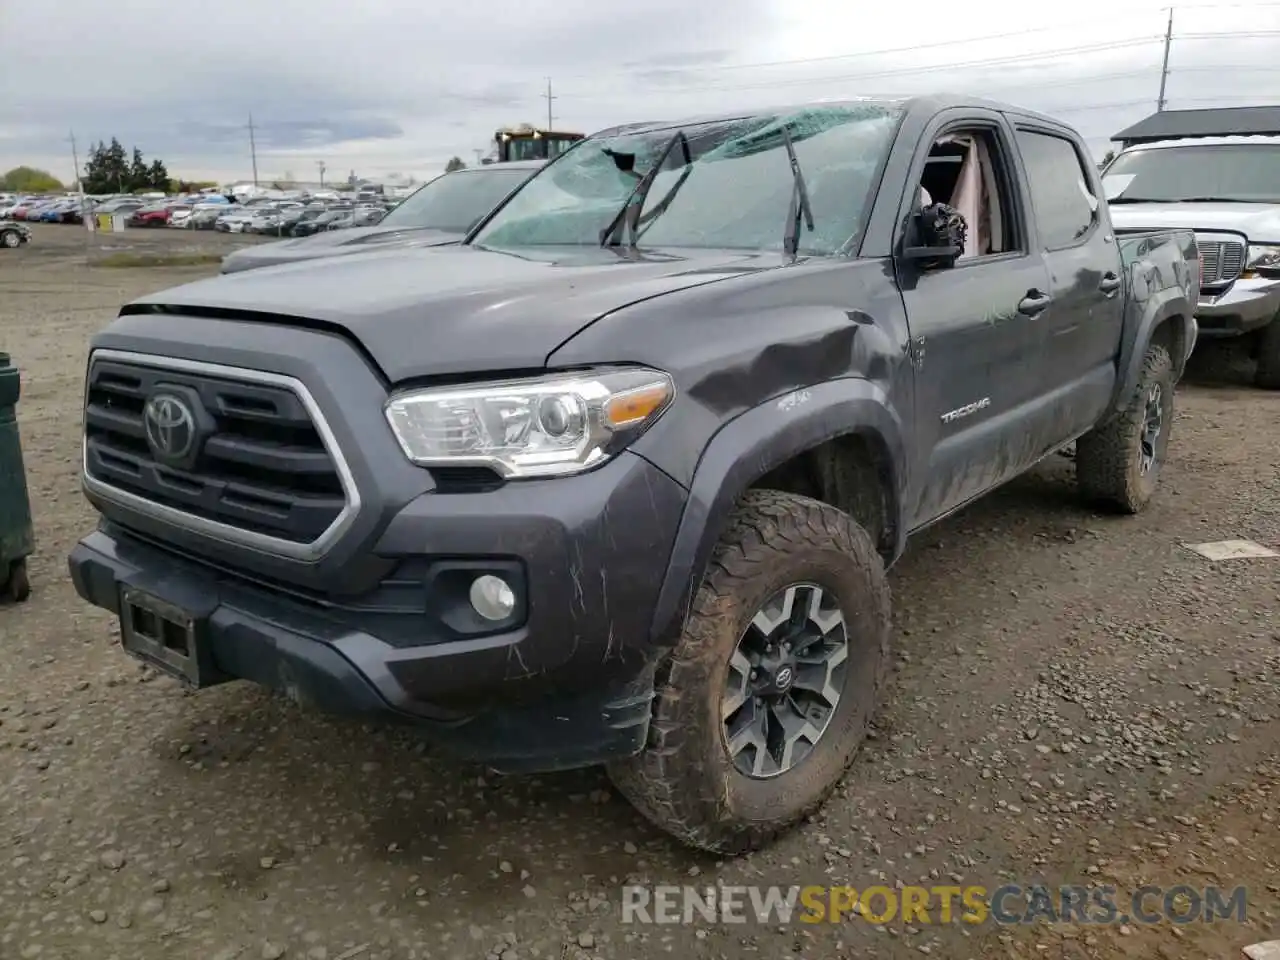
[1075,343,1174,513]
[606,489,891,855]
[0,230,20,249]
[2,559,30,603]
[1254,317,1280,390]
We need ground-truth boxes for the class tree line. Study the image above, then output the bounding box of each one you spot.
[1,138,184,196]
[81,138,170,194]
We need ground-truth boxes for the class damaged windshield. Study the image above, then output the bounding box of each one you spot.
[470,102,904,256]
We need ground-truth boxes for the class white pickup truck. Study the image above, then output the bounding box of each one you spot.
[1104,127,1280,389]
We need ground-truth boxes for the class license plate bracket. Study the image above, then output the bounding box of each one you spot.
[119,585,218,687]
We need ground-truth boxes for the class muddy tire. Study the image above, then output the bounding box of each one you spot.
[1254,318,1280,390]
[1075,343,1175,513]
[607,489,891,855]
[2,559,30,603]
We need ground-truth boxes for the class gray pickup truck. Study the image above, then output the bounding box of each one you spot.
[69,95,1198,854]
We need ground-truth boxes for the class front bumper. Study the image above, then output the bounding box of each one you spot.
[1195,276,1280,338]
[69,446,688,772]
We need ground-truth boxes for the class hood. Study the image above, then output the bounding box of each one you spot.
[1108,202,1280,244]
[127,244,781,381]
[220,224,463,274]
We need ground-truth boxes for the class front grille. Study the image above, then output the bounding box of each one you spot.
[83,356,347,545]
[1196,237,1245,287]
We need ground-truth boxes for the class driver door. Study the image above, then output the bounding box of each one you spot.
[896,114,1055,528]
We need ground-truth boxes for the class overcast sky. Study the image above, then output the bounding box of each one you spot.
[2,0,1279,185]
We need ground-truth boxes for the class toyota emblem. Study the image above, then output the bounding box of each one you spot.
[143,393,197,461]
[774,666,794,690]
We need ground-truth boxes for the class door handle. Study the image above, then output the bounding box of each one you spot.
[1098,273,1121,294]
[1017,290,1053,316]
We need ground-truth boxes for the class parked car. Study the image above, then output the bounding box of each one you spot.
[214,208,258,233]
[36,201,75,223]
[95,198,147,220]
[188,204,237,230]
[129,203,180,228]
[0,220,30,248]
[289,208,348,237]
[221,162,543,273]
[1104,120,1280,388]
[7,200,47,221]
[69,96,1197,854]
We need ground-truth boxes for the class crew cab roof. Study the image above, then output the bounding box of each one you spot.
[584,94,1075,140]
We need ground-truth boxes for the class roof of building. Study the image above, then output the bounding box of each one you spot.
[1113,105,1280,145]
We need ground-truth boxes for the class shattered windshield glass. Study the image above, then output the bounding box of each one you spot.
[470,102,904,255]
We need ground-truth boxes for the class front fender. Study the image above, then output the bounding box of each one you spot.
[647,376,907,646]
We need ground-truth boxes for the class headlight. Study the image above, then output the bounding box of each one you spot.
[1245,244,1280,276]
[384,367,674,478]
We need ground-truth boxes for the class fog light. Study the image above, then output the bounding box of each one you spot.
[469,574,516,621]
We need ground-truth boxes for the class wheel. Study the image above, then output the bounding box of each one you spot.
[2,558,30,603]
[0,230,20,249]
[1254,318,1280,390]
[1075,343,1175,513]
[607,489,891,855]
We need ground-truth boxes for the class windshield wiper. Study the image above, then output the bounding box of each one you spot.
[781,126,814,258]
[599,131,691,248]
[633,164,697,243]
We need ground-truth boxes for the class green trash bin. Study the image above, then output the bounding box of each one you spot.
[0,352,33,602]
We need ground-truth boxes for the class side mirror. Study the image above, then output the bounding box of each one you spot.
[903,203,967,268]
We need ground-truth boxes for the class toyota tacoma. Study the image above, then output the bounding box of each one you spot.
[69,96,1198,854]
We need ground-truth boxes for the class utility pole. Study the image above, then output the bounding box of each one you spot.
[248,113,260,186]
[1157,8,1174,112]
[316,160,326,188]
[67,131,82,194]
[542,77,556,130]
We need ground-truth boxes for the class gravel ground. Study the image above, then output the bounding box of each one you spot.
[1,226,1278,960]
[10,221,267,265]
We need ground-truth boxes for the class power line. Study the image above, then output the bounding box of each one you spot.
[1173,63,1280,72]
[559,37,1165,100]
[546,4,1280,85]
[1175,29,1280,37]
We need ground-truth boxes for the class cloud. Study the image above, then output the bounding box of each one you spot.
[0,0,1278,183]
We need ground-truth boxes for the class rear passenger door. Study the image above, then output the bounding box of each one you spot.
[1012,125,1127,441]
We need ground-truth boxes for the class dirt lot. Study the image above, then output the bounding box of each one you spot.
[11,220,266,266]
[1,225,1277,960]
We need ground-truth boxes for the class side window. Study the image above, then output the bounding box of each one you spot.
[916,128,1021,260]
[1015,130,1098,249]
